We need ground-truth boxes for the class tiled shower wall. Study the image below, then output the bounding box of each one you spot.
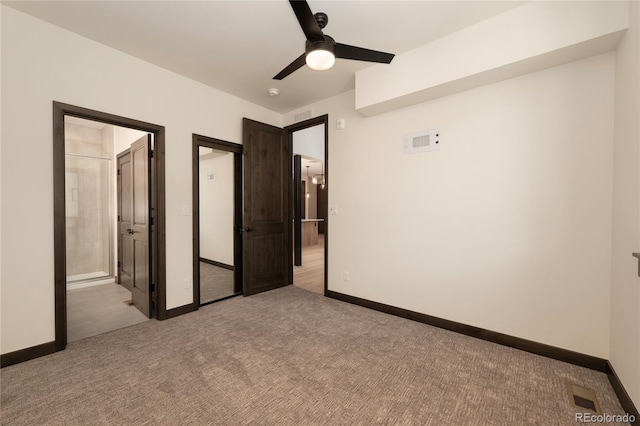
[65,122,112,282]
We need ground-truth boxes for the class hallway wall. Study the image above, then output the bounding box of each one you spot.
[199,151,234,266]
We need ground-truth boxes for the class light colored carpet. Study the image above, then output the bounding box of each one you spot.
[0,286,630,425]
[200,262,236,304]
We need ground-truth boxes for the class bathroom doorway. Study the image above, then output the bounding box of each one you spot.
[63,116,152,341]
[53,102,167,352]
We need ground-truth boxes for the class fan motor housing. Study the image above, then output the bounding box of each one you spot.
[305,35,335,55]
[314,12,328,29]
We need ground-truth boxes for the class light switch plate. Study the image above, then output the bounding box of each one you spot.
[330,206,338,215]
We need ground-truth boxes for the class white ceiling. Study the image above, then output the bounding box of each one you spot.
[4,1,525,113]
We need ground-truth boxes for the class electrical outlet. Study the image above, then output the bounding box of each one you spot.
[183,278,190,289]
[342,271,350,281]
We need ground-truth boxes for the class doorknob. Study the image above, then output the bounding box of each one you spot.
[239,227,252,233]
[127,229,134,235]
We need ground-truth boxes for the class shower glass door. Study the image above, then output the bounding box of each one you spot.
[65,154,112,285]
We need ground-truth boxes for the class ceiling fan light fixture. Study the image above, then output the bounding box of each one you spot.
[305,41,335,71]
[273,2,395,80]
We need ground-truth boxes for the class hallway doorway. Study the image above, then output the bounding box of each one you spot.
[288,118,328,295]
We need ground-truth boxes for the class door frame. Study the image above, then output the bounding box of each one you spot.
[53,101,167,352]
[192,134,243,308]
[285,115,329,295]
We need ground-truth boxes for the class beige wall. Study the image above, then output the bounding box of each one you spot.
[0,4,3,349]
[113,126,148,157]
[286,53,616,359]
[293,125,324,220]
[611,0,640,408]
[0,6,281,354]
[199,152,234,266]
[293,125,325,162]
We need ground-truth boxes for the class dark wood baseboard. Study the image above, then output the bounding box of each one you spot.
[326,290,607,372]
[1,341,56,368]
[199,258,234,271]
[606,361,639,424]
[163,303,197,320]
[4,303,195,367]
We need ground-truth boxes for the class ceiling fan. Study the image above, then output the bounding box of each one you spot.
[273,0,395,80]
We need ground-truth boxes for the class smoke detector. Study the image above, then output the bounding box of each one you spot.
[268,88,279,97]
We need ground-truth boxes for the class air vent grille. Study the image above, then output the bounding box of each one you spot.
[404,129,440,154]
[573,395,596,411]
[294,109,313,123]
[566,381,601,414]
[413,135,430,148]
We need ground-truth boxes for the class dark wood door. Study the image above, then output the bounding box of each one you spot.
[117,150,133,291]
[242,118,291,296]
[130,135,152,317]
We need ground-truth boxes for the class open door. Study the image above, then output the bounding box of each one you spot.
[130,135,152,316]
[117,150,133,292]
[242,118,291,296]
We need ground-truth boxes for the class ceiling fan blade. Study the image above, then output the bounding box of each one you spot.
[289,0,324,42]
[273,53,307,80]
[335,43,395,64]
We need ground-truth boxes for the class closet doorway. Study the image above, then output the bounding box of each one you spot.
[192,135,243,306]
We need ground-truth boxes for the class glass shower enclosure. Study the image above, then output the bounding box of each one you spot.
[64,119,113,287]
